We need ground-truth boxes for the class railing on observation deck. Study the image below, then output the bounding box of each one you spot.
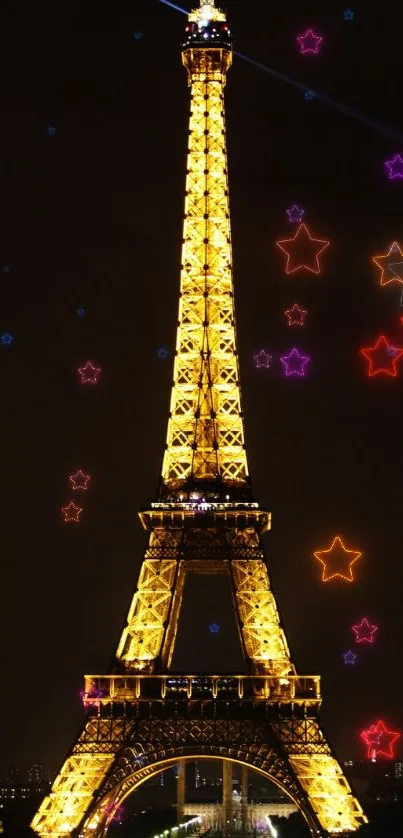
[81,674,321,706]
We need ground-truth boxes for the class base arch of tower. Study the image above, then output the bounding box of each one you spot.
[77,747,322,838]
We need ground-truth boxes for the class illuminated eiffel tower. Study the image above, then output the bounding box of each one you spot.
[32,3,367,835]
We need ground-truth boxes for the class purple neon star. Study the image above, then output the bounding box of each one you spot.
[280,347,310,377]
[343,650,357,665]
[286,204,306,224]
[385,154,403,180]
[297,29,323,55]
[253,349,273,369]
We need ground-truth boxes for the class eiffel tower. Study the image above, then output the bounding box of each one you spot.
[32,3,368,836]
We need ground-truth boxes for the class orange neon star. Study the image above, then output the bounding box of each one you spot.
[61,501,83,523]
[276,223,330,274]
[313,536,362,582]
[373,241,403,286]
[360,335,403,377]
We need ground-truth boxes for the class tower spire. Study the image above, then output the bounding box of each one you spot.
[161,0,247,496]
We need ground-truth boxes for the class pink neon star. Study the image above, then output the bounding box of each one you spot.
[361,720,401,760]
[297,29,323,55]
[61,501,83,523]
[77,361,102,384]
[253,349,273,369]
[384,154,403,180]
[69,469,91,491]
[276,224,330,274]
[351,618,378,644]
[280,347,310,377]
[285,303,308,326]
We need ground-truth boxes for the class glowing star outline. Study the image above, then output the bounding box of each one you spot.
[373,242,403,286]
[297,29,323,55]
[280,347,310,377]
[276,223,330,275]
[305,90,315,101]
[77,361,102,384]
[286,204,305,224]
[343,650,357,665]
[61,501,83,523]
[253,349,273,369]
[69,469,91,492]
[313,536,362,582]
[351,618,378,644]
[343,9,355,21]
[385,154,403,180]
[360,720,401,760]
[360,335,403,377]
[285,303,308,326]
[1,332,14,345]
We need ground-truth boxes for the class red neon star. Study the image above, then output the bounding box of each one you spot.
[276,224,330,274]
[313,536,362,582]
[285,303,308,326]
[77,361,102,384]
[361,720,401,760]
[373,242,403,286]
[351,618,378,644]
[61,501,83,523]
[360,335,403,377]
[69,469,91,491]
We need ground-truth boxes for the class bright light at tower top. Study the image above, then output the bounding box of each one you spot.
[189,1,226,24]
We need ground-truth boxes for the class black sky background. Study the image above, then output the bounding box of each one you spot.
[1,0,403,775]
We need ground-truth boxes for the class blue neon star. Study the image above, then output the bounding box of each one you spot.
[46,125,56,136]
[343,9,355,21]
[157,347,169,359]
[76,307,87,317]
[209,623,220,634]
[1,332,14,345]
[133,31,143,40]
[343,650,357,665]
[304,90,316,101]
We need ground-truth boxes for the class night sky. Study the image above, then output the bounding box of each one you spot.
[1,0,403,776]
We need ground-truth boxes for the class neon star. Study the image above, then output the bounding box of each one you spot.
[280,347,310,377]
[343,650,357,665]
[76,306,87,316]
[360,720,401,760]
[69,470,91,491]
[1,332,14,345]
[61,501,83,523]
[373,242,403,286]
[360,335,403,377]
[297,29,323,55]
[385,153,403,180]
[286,204,305,224]
[344,9,355,21]
[77,361,102,384]
[314,536,362,582]
[157,347,169,360]
[305,90,316,101]
[285,303,308,326]
[351,618,378,644]
[276,224,330,274]
[253,349,273,369]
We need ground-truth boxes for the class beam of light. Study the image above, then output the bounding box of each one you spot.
[158,0,188,14]
[235,51,403,142]
[157,0,403,142]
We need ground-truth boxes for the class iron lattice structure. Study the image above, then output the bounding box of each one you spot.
[31,3,367,836]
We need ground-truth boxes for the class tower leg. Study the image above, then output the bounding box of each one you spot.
[223,761,233,838]
[241,766,248,833]
[177,760,186,824]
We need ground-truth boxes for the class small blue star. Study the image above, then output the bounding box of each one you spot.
[1,332,14,345]
[133,31,143,40]
[343,9,355,21]
[305,90,316,101]
[209,623,220,634]
[76,307,87,317]
[2,264,12,273]
[157,347,169,360]
[46,125,56,136]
